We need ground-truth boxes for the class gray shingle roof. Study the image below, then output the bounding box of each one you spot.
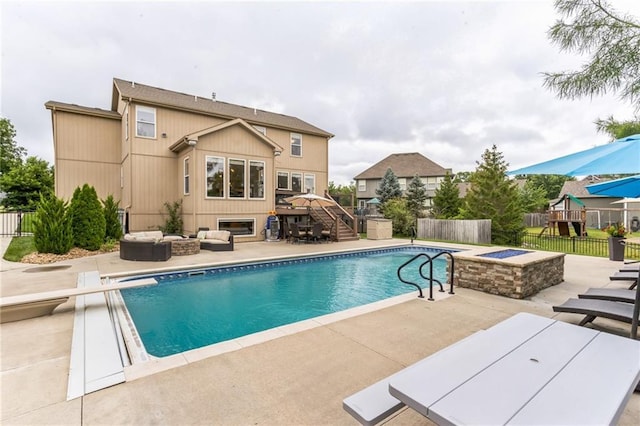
[353,152,450,180]
[44,101,121,119]
[112,78,333,138]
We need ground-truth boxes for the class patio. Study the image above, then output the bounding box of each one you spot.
[1,237,638,424]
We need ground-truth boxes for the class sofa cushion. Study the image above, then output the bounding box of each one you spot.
[162,235,184,241]
[205,230,230,242]
[196,230,208,240]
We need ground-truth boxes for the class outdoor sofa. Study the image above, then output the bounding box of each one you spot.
[119,230,182,261]
[193,229,234,251]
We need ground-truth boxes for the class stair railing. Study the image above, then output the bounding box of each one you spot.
[397,252,455,300]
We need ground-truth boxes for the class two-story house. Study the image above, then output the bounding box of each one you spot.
[353,152,451,211]
[45,78,334,242]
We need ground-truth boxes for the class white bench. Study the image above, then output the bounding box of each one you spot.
[342,331,484,425]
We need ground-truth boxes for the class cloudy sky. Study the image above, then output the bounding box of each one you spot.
[1,0,639,185]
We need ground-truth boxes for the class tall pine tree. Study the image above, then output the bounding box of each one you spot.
[432,172,461,219]
[460,145,524,245]
[405,174,428,220]
[376,168,402,203]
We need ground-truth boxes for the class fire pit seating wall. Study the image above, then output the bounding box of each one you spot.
[119,230,182,261]
[194,229,234,251]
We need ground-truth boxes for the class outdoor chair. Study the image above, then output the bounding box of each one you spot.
[289,223,307,244]
[309,222,324,243]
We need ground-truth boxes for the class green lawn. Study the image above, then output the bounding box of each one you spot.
[3,236,36,262]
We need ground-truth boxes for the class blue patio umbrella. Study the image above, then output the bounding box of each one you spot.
[508,134,640,176]
[586,174,640,198]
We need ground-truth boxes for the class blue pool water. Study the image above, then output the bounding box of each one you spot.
[120,246,452,357]
[477,249,531,259]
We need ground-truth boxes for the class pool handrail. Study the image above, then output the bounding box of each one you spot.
[396,251,455,300]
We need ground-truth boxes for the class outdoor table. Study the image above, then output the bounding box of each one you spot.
[388,313,640,425]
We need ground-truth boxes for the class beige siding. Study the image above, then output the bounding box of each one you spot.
[52,110,121,201]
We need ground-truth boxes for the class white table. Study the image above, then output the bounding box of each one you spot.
[388,313,640,425]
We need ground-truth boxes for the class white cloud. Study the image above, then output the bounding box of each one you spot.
[1,0,638,186]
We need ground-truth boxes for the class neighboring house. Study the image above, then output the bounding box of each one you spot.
[550,179,629,229]
[45,78,333,241]
[353,152,451,210]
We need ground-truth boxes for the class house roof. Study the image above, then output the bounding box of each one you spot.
[112,78,333,138]
[557,179,615,199]
[353,152,450,180]
[44,101,121,120]
[169,118,284,154]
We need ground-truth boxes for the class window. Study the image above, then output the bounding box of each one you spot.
[291,133,302,157]
[229,158,246,198]
[277,171,289,190]
[253,125,266,135]
[291,173,302,192]
[136,106,156,138]
[206,156,225,198]
[249,161,265,199]
[304,174,315,193]
[184,157,190,195]
[358,180,366,192]
[398,178,407,191]
[218,219,255,237]
[426,177,438,190]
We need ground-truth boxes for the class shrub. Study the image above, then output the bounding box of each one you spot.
[69,184,106,250]
[382,198,413,236]
[160,200,183,235]
[32,194,73,254]
[102,195,123,241]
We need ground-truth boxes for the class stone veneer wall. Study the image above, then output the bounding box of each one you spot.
[452,254,564,299]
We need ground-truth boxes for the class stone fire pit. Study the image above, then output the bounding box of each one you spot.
[451,248,564,299]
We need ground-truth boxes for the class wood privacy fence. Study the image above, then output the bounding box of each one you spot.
[524,213,548,228]
[417,218,492,244]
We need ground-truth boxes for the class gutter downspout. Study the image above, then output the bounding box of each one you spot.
[50,107,59,197]
[192,143,197,233]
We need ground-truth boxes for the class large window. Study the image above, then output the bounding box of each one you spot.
[249,161,265,199]
[218,219,255,237]
[277,171,289,189]
[398,178,407,191]
[358,180,366,191]
[136,105,156,138]
[206,156,225,198]
[304,174,315,193]
[291,133,302,157]
[229,158,245,198]
[184,157,190,195]
[291,173,302,192]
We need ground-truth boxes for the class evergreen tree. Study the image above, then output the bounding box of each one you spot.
[460,145,525,245]
[376,168,402,204]
[405,174,428,220]
[33,193,73,254]
[70,184,106,250]
[102,195,123,241]
[432,172,462,219]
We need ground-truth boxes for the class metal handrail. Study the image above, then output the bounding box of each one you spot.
[396,251,455,300]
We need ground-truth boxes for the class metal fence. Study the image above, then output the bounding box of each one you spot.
[507,232,640,261]
[0,211,35,236]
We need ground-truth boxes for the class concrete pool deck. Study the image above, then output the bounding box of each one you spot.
[1,237,638,425]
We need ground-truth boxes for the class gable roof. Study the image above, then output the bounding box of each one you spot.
[558,179,614,198]
[112,78,333,138]
[169,118,284,154]
[353,152,450,180]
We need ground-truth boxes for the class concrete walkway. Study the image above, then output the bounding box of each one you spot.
[1,237,638,425]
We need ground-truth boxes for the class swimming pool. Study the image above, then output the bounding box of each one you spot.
[118,246,453,357]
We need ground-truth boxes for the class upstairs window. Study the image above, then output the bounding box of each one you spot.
[229,158,246,198]
[291,133,302,157]
[304,174,315,193]
[184,157,190,195]
[358,180,366,192]
[206,156,225,198]
[277,171,289,190]
[398,178,407,191]
[253,125,266,135]
[249,161,265,199]
[291,173,302,192]
[136,105,156,138]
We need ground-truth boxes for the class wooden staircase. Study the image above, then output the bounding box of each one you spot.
[310,206,359,242]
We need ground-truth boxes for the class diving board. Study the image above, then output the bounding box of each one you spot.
[0,276,156,323]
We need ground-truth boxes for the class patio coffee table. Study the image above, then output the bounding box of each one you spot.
[170,238,200,256]
[388,313,640,425]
